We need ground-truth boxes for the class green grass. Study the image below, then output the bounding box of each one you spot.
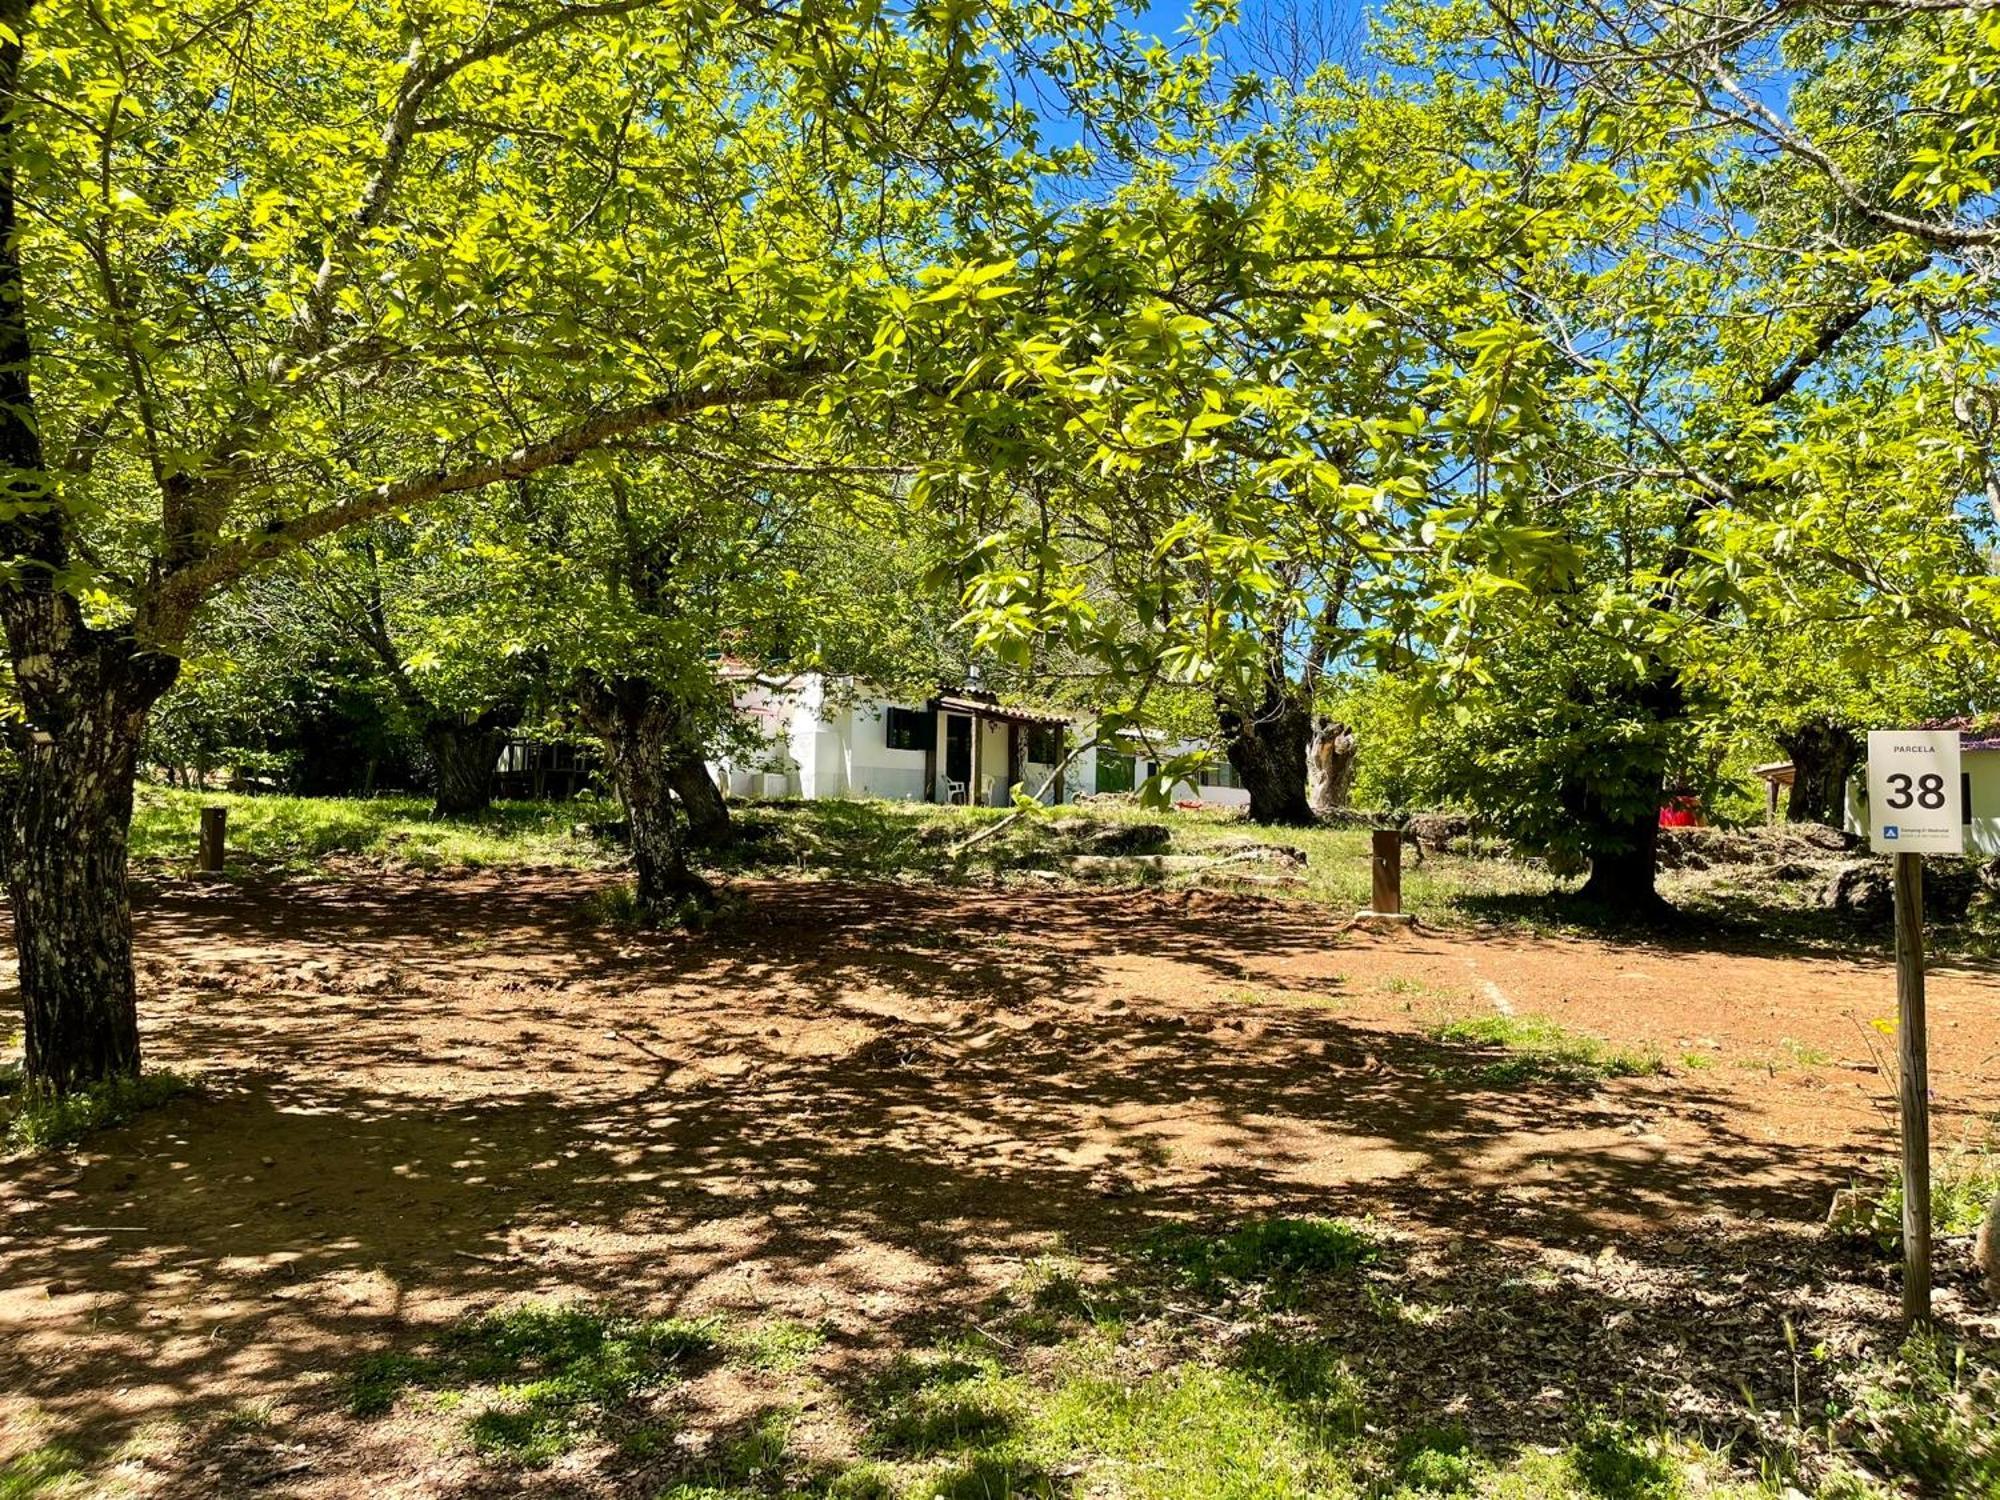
[1141,1217,1379,1304]
[0,1445,82,1499]
[1833,1335,2000,1498]
[716,1318,829,1374]
[124,789,1913,953]
[350,1302,719,1465]
[2,1069,196,1154]
[130,786,624,873]
[1426,1014,1667,1086]
[330,1277,1904,1500]
[1831,1133,2000,1249]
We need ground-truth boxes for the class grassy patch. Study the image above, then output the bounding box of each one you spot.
[1039,1359,1354,1499]
[2,1069,195,1154]
[0,1445,83,1499]
[1426,1014,1666,1086]
[1142,1217,1378,1304]
[1831,1134,2000,1249]
[1834,1335,2000,1499]
[1391,1424,1485,1495]
[131,786,623,873]
[861,1347,1030,1459]
[717,1318,829,1374]
[350,1302,717,1465]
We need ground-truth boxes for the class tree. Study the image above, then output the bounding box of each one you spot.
[0,0,1207,1091]
[237,520,544,816]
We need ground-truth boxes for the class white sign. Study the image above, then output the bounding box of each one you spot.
[1866,729,1964,856]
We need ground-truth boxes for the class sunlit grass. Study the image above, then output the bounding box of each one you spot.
[1,1069,196,1155]
[1426,1014,1667,1086]
[130,785,623,873]
[0,1444,84,1499]
[350,1302,719,1464]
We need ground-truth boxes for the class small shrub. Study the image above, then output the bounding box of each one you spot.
[3,1070,196,1154]
[1836,1335,2000,1495]
[1831,1138,2000,1250]
[1568,1417,1684,1500]
[1395,1424,1483,1494]
[1141,1216,1378,1302]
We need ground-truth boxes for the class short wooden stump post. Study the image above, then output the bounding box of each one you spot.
[1355,828,1412,928]
[198,805,227,873]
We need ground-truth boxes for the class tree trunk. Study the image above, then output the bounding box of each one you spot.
[574,676,712,920]
[1307,717,1358,817]
[1219,678,1314,826]
[1776,718,1858,829]
[4,639,179,1092]
[1578,815,1666,910]
[667,751,731,850]
[422,713,512,818]
[1575,754,1669,912]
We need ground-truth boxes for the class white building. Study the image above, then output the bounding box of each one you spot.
[714,672,1250,809]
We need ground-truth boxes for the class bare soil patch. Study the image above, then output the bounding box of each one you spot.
[4,872,1999,1495]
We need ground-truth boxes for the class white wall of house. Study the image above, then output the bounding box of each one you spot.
[716,671,1266,809]
[1131,752,1253,810]
[1845,745,2000,858]
[844,700,931,801]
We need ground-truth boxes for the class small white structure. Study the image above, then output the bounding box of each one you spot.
[1842,722,2000,858]
[714,671,1250,809]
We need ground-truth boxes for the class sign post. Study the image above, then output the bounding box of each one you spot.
[1866,728,1963,1329]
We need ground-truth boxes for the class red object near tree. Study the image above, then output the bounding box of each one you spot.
[1659,796,1702,828]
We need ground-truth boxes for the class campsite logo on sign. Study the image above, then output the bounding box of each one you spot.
[1865,730,1964,856]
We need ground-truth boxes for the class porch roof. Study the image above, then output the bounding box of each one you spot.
[931,693,1074,729]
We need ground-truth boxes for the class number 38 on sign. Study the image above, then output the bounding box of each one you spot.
[1866,730,1965,856]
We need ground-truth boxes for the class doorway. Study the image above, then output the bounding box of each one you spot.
[943,714,974,803]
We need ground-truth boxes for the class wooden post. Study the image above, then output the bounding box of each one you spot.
[198,805,227,873]
[971,713,984,807]
[1894,849,1933,1329]
[923,700,938,803]
[1370,829,1402,916]
[1052,725,1067,804]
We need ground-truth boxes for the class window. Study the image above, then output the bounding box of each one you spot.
[1965,772,1974,826]
[1200,760,1242,790]
[1027,724,1062,763]
[885,706,933,752]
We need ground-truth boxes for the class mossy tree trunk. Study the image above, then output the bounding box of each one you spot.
[1219,670,1314,827]
[1776,718,1858,829]
[422,707,518,818]
[575,675,714,919]
[4,634,179,1092]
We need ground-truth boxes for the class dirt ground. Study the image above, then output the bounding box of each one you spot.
[5,871,2000,1496]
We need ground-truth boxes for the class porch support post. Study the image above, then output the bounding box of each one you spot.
[971,713,984,806]
[924,699,939,803]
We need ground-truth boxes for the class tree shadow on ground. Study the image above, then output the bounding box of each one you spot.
[2,872,1993,1495]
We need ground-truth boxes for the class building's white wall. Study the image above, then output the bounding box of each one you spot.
[844,700,932,802]
[977,718,1010,805]
[1847,747,2000,858]
[717,675,1106,808]
[1134,749,1254,809]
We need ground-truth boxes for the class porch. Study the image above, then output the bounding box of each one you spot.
[925,692,1073,807]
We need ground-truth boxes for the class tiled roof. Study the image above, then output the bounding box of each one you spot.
[1916,718,2000,752]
